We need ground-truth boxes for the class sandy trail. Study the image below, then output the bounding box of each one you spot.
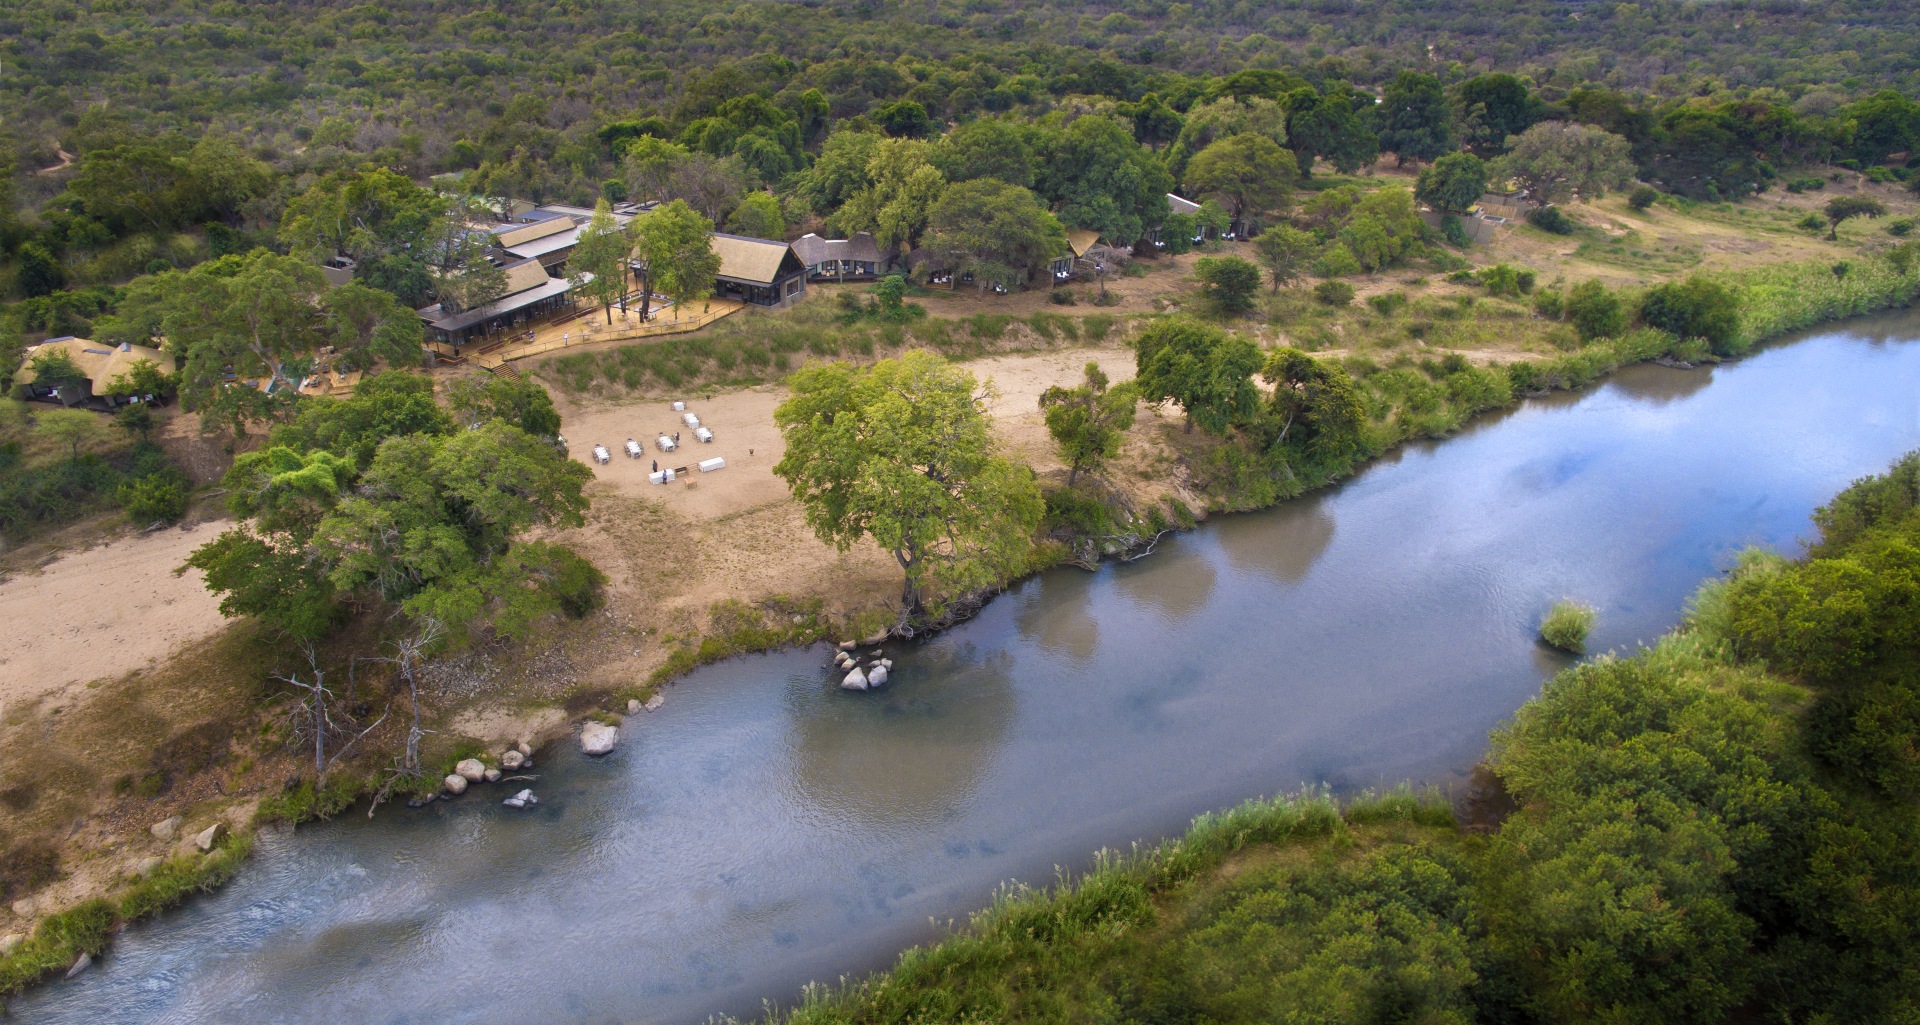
[0,519,229,708]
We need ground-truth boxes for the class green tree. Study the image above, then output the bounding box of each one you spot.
[1565,279,1627,340]
[35,407,111,461]
[1823,195,1887,240]
[1336,187,1424,272]
[1638,276,1741,354]
[829,138,947,263]
[1036,115,1175,247]
[269,370,453,469]
[632,199,720,322]
[569,199,633,325]
[1251,225,1317,291]
[1039,361,1137,486]
[1487,122,1636,205]
[1415,152,1488,215]
[1379,71,1455,166]
[1133,318,1263,435]
[788,129,883,215]
[16,241,64,298]
[773,350,1043,617]
[102,358,176,403]
[1183,133,1299,233]
[1165,96,1291,181]
[1453,72,1544,155]
[621,135,694,206]
[932,118,1037,187]
[923,178,1069,291]
[1284,84,1380,174]
[1193,255,1262,315]
[446,375,563,438]
[186,528,340,640]
[278,167,452,306]
[1260,348,1366,457]
[725,191,786,240]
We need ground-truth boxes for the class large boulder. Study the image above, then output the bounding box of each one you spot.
[501,750,526,771]
[131,857,164,879]
[11,898,35,919]
[503,789,538,809]
[643,694,664,712]
[627,698,642,714]
[867,664,890,687]
[581,721,618,755]
[483,768,502,784]
[150,816,183,841]
[193,822,226,853]
[454,758,487,783]
[443,774,468,796]
[840,667,869,691]
[65,953,92,979]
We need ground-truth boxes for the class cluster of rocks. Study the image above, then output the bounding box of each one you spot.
[834,640,894,691]
[439,741,538,808]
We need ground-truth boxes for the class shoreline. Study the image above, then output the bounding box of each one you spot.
[2,261,1916,1003]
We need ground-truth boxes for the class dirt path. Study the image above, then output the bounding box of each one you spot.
[0,519,229,710]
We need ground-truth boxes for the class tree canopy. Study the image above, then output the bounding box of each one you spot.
[1133,318,1263,435]
[773,350,1042,617]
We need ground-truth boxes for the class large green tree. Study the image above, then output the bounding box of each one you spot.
[569,199,633,325]
[828,138,947,263]
[1133,318,1263,435]
[1183,134,1299,234]
[1415,152,1489,215]
[1260,348,1366,458]
[1487,122,1636,205]
[773,351,1043,617]
[1251,225,1317,292]
[1379,72,1456,166]
[631,199,720,322]
[923,178,1068,291]
[278,167,451,306]
[1036,115,1174,247]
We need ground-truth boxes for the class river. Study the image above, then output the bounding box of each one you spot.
[15,311,1920,1024]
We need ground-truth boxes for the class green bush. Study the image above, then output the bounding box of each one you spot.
[1526,205,1576,235]
[1638,276,1741,355]
[1312,281,1355,307]
[1048,288,1076,305]
[1887,217,1915,237]
[1366,291,1407,315]
[1538,599,1596,652]
[1628,185,1660,210]
[118,472,190,524]
[1565,280,1626,340]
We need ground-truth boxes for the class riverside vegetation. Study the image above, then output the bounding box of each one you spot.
[755,453,1920,1025]
[5,0,1920,1001]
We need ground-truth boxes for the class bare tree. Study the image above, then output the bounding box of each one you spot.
[274,646,386,782]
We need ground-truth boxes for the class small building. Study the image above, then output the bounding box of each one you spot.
[1056,229,1120,281]
[13,337,177,409]
[790,232,883,281]
[1147,193,1207,248]
[1475,191,1535,222]
[416,257,583,350]
[711,233,807,306]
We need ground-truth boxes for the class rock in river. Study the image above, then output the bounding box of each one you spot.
[65,953,91,979]
[443,774,468,796]
[454,758,487,783]
[503,789,538,809]
[483,768,502,784]
[581,721,618,755]
[840,667,868,691]
[501,749,526,771]
[867,664,889,687]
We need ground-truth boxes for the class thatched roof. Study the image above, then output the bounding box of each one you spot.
[494,216,574,249]
[14,337,176,397]
[712,233,798,285]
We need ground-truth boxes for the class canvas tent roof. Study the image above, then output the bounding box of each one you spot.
[1166,193,1203,217]
[712,233,799,285]
[494,217,574,249]
[14,337,177,397]
[791,232,882,266]
[1065,229,1103,258]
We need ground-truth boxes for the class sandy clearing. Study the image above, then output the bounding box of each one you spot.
[0,519,230,707]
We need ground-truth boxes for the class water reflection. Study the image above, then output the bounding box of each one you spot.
[1111,534,1216,621]
[1213,493,1337,585]
[1014,572,1099,663]
[783,647,1015,828]
[1610,363,1714,405]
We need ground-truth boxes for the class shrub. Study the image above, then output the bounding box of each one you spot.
[1476,263,1536,297]
[1312,281,1355,307]
[1628,186,1660,210]
[1887,217,1915,237]
[1539,599,1596,653]
[1564,280,1626,340]
[118,472,190,525]
[1796,211,1828,232]
[1312,242,1362,278]
[1526,205,1576,235]
[1367,291,1407,315]
[1049,288,1076,306]
[1638,276,1741,355]
[1785,176,1827,193]
[1532,288,1566,320]
[1440,214,1471,248]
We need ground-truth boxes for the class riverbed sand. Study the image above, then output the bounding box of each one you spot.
[0,518,229,709]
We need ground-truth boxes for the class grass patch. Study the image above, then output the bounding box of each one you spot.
[1539,599,1597,653]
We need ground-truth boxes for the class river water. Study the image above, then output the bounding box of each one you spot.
[15,312,1920,1025]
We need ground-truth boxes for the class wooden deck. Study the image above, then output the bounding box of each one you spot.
[466,298,748,374]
